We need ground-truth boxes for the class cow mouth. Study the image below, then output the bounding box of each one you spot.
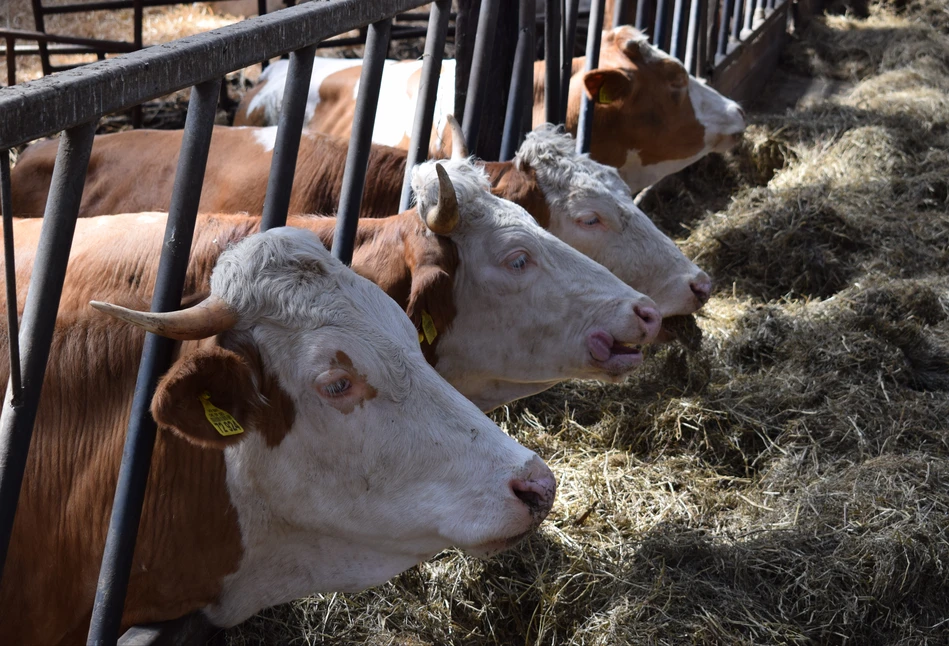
[466,530,533,558]
[587,331,644,374]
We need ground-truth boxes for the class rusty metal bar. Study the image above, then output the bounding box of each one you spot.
[577,0,606,154]
[544,0,562,124]
[500,0,537,161]
[461,0,500,155]
[400,0,452,212]
[86,78,221,646]
[333,19,393,266]
[0,152,20,405]
[0,121,96,581]
[261,44,317,231]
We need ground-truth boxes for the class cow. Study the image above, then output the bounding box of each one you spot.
[10,120,711,320]
[233,25,746,191]
[0,226,557,645]
[9,159,662,411]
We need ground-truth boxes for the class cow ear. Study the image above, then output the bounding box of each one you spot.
[490,164,552,230]
[583,69,631,104]
[405,236,458,364]
[152,345,261,450]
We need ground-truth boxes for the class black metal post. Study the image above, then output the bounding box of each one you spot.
[544,0,562,124]
[0,120,96,582]
[333,19,392,266]
[500,0,537,161]
[260,44,316,231]
[730,0,743,48]
[614,0,629,27]
[654,0,669,48]
[0,152,20,406]
[5,37,14,87]
[670,0,687,59]
[85,79,221,646]
[684,0,702,73]
[461,0,499,155]
[559,0,580,122]
[400,0,451,212]
[635,0,649,31]
[577,0,605,154]
[29,0,51,77]
[718,0,734,58]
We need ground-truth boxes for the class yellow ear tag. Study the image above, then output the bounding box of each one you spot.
[199,391,244,437]
[421,310,438,345]
[597,85,612,104]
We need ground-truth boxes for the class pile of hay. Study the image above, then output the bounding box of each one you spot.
[226,2,949,644]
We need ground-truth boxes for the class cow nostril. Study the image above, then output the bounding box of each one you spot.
[511,476,554,515]
[512,483,544,510]
[690,279,711,305]
[633,304,661,331]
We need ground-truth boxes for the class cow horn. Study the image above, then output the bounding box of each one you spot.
[90,295,238,340]
[425,164,460,235]
[446,114,469,159]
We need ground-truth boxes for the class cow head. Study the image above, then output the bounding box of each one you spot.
[509,125,711,319]
[92,228,555,626]
[412,160,662,411]
[578,25,746,191]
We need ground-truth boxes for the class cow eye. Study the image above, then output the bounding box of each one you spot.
[505,251,530,272]
[321,377,352,398]
[578,214,601,227]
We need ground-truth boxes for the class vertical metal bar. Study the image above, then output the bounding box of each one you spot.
[461,0,500,155]
[559,0,580,122]
[670,0,687,59]
[696,0,709,77]
[333,19,392,266]
[520,0,536,139]
[614,0,629,27]
[0,152,20,405]
[5,37,15,87]
[544,0,561,124]
[718,0,733,58]
[654,0,669,48]
[684,0,702,71]
[260,44,316,231]
[257,0,267,16]
[730,0,743,49]
[85,79,221,646]
[577,0,605,154]
[500,0,538,161]
[741,0,755,37]
[0,121,95,582]
[133,0,143,49]
[400,0,451,212]
[635,0,648,31]
[30,0,51,76]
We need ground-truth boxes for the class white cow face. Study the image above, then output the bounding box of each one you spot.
[516,126,712,318]
[117,228,555,627]
[412,160,662,411]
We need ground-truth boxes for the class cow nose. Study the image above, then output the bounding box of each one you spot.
[633,303,662,342]
[511,458,556,521]
[690,275,712,306]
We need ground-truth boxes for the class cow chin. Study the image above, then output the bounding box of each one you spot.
[463,529,534,559]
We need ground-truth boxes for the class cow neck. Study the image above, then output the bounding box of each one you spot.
[483,161,552,230]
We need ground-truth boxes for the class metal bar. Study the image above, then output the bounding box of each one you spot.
[85,79,221,646]
[654,0,669,48]
[400,0,451,212]
[0,152,20,404]
[697,0,708,77]
[742,0,755,37]
[718,0,734,57]
[635,0,648,31]
[500,0,537,162]
[30,0,52,77]
[260,44,317,231]
[544,0,562,124]
[133,0,143,49]
[576,0,605,154]
[5,37,14,87]
[0,120,96,582]
[684,0,702,74]
[257,0,267,16]
[614,0,628,27]
[0,0,430,150]
[559,0,580,122]
[332,19,392,266]
[461,0,500,155]
[670,0,687,59]
[0,28,139,51]
[730,0,743,48]
[520,0,536,139]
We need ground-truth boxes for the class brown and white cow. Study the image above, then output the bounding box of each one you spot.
[11,159,661,411]
[10,122,710,319]
[0,226,556,644]
[233,26,746,191]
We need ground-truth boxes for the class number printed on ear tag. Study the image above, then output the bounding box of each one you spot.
[199,391,244,437]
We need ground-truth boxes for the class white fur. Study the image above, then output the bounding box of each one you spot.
[248,58,363,126]
[248,126,278,153]
[192,227,549,626]
[516,126,710,317]
[411,159,659,410]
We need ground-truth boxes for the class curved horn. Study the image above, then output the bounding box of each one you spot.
[90,295,238,340]
[446,114,469,159]
[425,164,460,235]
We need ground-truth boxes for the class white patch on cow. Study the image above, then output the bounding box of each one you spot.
[515,126,709,318]
[135,213,161,224]
[688,76,746,149]
[195,227,551,626]
[369,60,422,147]
[248,58,363,127]
[618,148,707,191]
[250,126,278,153]
[410,159,661,410]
